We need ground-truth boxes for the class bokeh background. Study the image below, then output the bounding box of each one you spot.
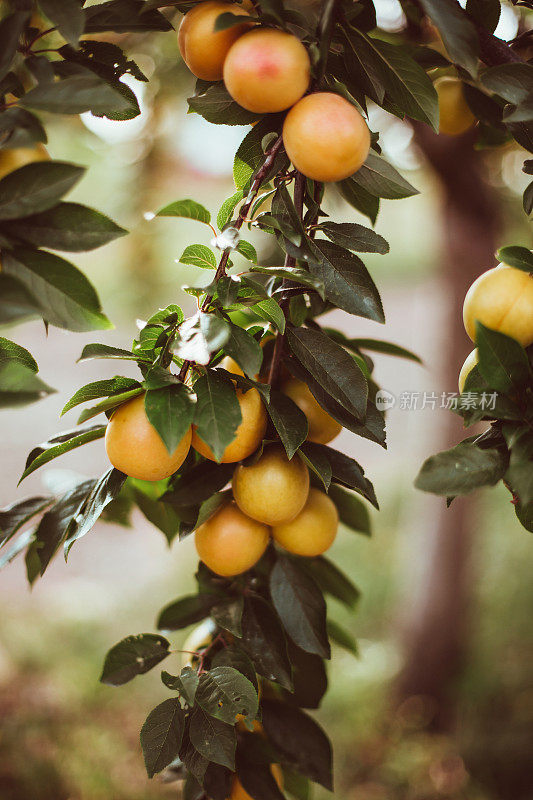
[1,1,533,798]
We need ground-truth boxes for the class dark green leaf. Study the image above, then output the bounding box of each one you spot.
[339,178,379,224]
[196,666,258,724]
[20,70,135,116]
[61,377,140,416]
[164,462,234,507]
[84,0,172,33]
[144,384,195,455]
[162,665,199,705]
[305,442,378,507]
[223,323,263,379]
[287,327,368,419]
[0,496,51,548]
[77,388,143,422]
[266,390,308,461]
[211,596,243,637]
[0,360,55,408]
[141,698,185,778]
[339,335,422,364]
[316,222,389,254]
[78,343,141,363]
[465,0,500,33]
[21,425,106,481]
[39,0,85,45]
[270,554,330,659]
[0,162,84,220]
[288,641,328,710]
[481,64,533,105]
[188,82,260,126]
[0,12,30,83]
[352,152,419,199]
[158,594,218,631]
[475,322,531,394]
[100,633,170,686]
[328,484,371,535]
[497,245,533,272]
[298,441,332,491]
[188,707,236,770]
[504,426,533,532]
[241,596,292,690]
[419,0,479,75]
[6,202,127,252]
[415,440,508,496]
[305,556,360,609]
[64,467,126,555]
[327,619,358,655]
[193,371,242,462]
[132,483,181,545]
[261,700,333,790]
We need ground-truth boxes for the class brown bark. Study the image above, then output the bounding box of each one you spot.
[394,127,500,728]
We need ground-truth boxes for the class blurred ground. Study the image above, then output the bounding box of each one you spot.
[1,62,533,800]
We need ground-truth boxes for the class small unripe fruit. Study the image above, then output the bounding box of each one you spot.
[463,265,533,347]
[435,76,475,137]
[105,394,192,481]
[223,29,310,113]
[282,92,370,182]
[192,386,267,462]
[195,502,270,577]
[281,378,342,444]
[0,144,49,180]
[272,487,338,557]
[178,1,251,81]
[229,765,283,800]
[458,349,478,393]
[232,445,309,525]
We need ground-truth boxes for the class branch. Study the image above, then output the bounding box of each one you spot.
[178,134,284,382]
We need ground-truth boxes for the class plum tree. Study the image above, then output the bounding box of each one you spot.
[105,394,192,481]
[272,488,339,556]
[192,386,267,461]
[232,445,310,524]
[195,502,270,576]
[282,92,370,181]
[0,144,48,178]
[463,265,533,347]
[435,76,476,136]
[223,28,310,112]
[458,349,479,393]
[281,377,342,443]
[178,1,251,80]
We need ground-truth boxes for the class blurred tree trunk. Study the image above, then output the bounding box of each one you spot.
[394,127,501,729]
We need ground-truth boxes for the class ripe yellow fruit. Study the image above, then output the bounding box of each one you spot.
[180,618,217,667]
[195,502,270,577]
[463,264,533,347]
[192,387,267,462]
[458,349,479,393]
[435,76,476,136]
[0,144,48,180]
[282,92,370,182]
[281,378,342,444]
[223,29,310,113]
[178,1,251,81]
[221,354,245,377]
[105,394,192,481]
[272,487,338,557]
[229,765,283,800]
[232,445,309,525]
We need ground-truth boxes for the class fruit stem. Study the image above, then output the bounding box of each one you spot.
[178,134,284,382]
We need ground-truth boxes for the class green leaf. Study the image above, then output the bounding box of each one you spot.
[188,707,236,770]
[0,360,55,408]
[504,426,533,532]
[141,698,185,779]
[316,222,389,254]
[39,0,85,45]
[0,12,30,83]
[497,245,533,273]
[475,322,532,394]
[188,82,260,126]
[78,343,142,363]
[179,244,217,270]
[236,240,257,262]
[236,756,286,800]
[352,152,419,200]
[83,1,172,34]
[251,298,286,333]
[156,199,211,224]
[100,633,170,686]
[211,646,258,691]
[217,190,244,230]
[174,313,230,365]
[328,484,371,535]
[0,162,84,220]
[0,496,51,548]
[298,442,332,491]
[20,68,135,116]
[481,64,533,105]
[131,483,181,545]
[270,554,330,659]
[61,377,140,416]
[64,467,126,555]
[162,665,199,705]
[266,390,308,461]
[250,265,325,298]
[288,327,368,419]
[415,440,508,496]
[309,240,384,321]
[144,384,195,455]
[305,556,360,609]
[339,178,379,224]
[178,492,228,539]
[20,425,106,482]
[465,0,500,33]
[157,594,218,631]
[305,442,378,507]
[327,619,358,656]
[210,597,244,638]
[5,202,127,252]
[78,387,143,423]
[234,124,267,189]
[418,0,479,75]
[338,335,422,364]
[193,371,242,462]
[2,249,112,332]
[241,596,292,690]
[288,641,328,711]
[163,462,234,508]
[261,700,333,790]
[223,323,263,379]
[196,666,258,724]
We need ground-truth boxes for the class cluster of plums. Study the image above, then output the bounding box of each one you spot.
[178,0,371,182]
[459,263,533,392]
